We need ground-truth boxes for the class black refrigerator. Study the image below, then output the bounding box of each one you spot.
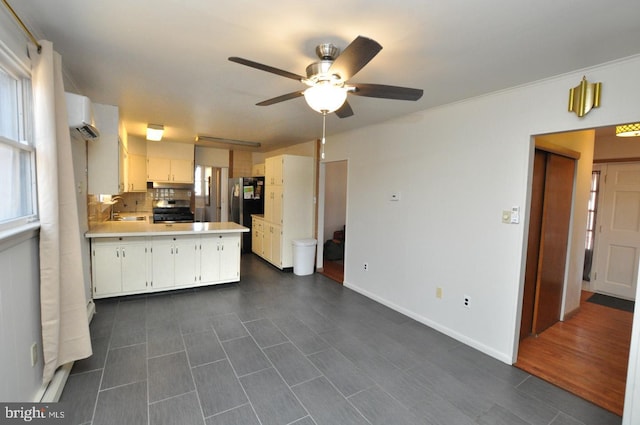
[229,177,265,253]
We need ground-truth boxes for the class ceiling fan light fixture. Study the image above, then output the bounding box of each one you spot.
[616,123,640,137]
[146,124,164,141]
[303,83,348,114]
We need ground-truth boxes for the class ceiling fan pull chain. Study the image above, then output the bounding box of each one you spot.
[321,112,327,160]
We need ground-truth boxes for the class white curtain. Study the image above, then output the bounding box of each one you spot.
[29,40,92,385]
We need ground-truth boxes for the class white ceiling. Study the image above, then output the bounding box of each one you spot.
[9,0,640,151]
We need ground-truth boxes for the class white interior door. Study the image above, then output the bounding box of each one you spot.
[593,163,640,300]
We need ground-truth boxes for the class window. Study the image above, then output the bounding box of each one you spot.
[0,48,37,231]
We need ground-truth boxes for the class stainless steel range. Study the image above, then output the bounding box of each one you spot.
[152,199,194,223]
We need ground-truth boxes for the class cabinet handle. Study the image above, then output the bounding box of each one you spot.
[122,248,125,258]
[171,247,174,254]
[176,247,179,254]
[116,249,119,258]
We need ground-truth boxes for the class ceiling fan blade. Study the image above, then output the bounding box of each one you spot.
[329,36,382,81]
[351,83,423,101]
[335,101,354,118]
[228,57,305,81]
[256,90,304,106]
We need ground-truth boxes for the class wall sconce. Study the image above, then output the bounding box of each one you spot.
[568,77,601,118]
[146,124,164,141]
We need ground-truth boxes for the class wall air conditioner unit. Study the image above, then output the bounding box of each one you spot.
[65,92,100,140]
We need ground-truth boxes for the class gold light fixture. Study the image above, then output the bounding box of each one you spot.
[568,76,601,118]
[146,124,164,141]
[616,123,640,138]
[303,83,348,114]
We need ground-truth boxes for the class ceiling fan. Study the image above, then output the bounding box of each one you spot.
[228,35,423,118]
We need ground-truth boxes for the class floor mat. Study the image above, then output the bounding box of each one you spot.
[587,293,635,313]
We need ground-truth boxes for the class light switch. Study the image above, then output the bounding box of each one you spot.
[510,206,520,224]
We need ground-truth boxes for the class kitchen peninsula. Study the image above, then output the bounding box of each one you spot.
[86,221,249,298]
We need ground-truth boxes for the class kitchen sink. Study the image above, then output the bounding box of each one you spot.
[114,216,147,221]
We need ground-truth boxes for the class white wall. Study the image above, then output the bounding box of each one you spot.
[324,55,640,365]
[0,231,43,401]
[195,146,229,168]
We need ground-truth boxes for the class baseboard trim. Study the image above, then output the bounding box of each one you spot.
[343,280,513,365]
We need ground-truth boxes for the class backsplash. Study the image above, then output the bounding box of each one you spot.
[88,189,193,224]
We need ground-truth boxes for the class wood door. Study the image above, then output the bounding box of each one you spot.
[593,163,640,300]
[520,151,546,340]
[521,149,576,338]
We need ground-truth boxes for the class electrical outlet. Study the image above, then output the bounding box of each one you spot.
[363,263,369,271]
[464,295,471,308]
[436,287,443,299]
[30,342,38,367]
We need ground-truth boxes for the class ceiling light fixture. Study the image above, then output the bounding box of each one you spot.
[303,82,348,114]
[615,123,640,138]
[146,124,164,141]
[195,135,261,148]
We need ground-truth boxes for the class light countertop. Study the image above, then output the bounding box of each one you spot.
[86,221,249,238]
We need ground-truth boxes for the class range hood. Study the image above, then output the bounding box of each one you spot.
[65,92,100,140]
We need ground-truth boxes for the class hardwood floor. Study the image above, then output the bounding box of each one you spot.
[515,291,633,416]
[320,259,344,283]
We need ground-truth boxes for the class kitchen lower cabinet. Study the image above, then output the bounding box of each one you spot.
[151,236,198,289]
[252,216,264,256]
[89,231,243,298]
[91,237,149,298]
[263,223,282,268]
[199,234,240,284]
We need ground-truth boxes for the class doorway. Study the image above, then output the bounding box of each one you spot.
[320,160,347,283]
[516,125,640,416]
[520,147,577,339]
[195,165,224,222]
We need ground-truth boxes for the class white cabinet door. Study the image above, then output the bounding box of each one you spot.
[171,159,194,183]
[265,156,283,185]
[252,217,264,256]
[199,235,240,283]
[151,237,175,289]
[174,236,198,286]
[199,237,219,283]
[92,241,122,297]
[219,235,240,281]
[151,236,197,288]
[265,186,283,223]
[127,153,147,192]
[271,224,282,267]
[120,240,149,292]
[147,157,171,181]
[88,103,122,194]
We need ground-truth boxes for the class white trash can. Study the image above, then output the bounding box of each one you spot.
[292,239,317,276]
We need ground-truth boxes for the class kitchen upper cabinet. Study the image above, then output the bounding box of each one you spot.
[126,153,147,192]
[265,156,283,185]
[88,103,124,194]
[252,163,265,177]
[91,237,149,297]
[124,137,147,192]
[146,141,195,183]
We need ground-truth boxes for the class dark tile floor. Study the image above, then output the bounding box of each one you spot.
[60,254,622,425]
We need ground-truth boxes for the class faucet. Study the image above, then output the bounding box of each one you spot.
[109,196,123,221]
